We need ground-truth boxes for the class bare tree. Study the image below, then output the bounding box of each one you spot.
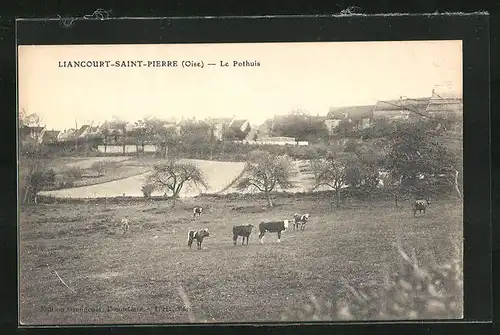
[147,160,208,207]
[311,151,359,209]
[19,112,55,205]
[236,151,295,207]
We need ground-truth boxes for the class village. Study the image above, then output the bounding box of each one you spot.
[20,88,462,156]
[18,40,466,325]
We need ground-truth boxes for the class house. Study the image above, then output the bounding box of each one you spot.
[373,99,412,121]
[373,97,432,121]
[256,119,274,138]
[244,125,259,141]
[87,125,102,138]
[401,97,432,118]
[206,117,234,140]
[163,121,181,136]
[40,130,60,144]
[323,119,342,134]
[253,136,297,146]
[425,90,463,116]
[99,121,123,135]
[325,105,375,133]
[227,118,251,141]
[57,129,76,142]
[19,125,45,143]
[75,125,92,138]
[125,122,135,133]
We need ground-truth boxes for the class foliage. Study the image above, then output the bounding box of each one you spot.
[147,159,208,206]
[271,110,329,142]
[178,119,214,157]
[345,141,384,191]
[384,119,457,187]
[222,128,237,142]
[236,151,296,207]
[18,111,55,204]
[63,166,83,180]
[311,150,360,208]
[280,242,463,321]
[141,183,155,199]
[90,161,106,176]
[20,165,56,204]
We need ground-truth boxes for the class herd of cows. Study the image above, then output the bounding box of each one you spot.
[118,198,432,251]
[185,207,312,250]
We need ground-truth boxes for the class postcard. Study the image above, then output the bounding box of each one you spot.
[18,40,464,325]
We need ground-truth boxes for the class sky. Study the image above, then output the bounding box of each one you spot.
[18,41,462,130]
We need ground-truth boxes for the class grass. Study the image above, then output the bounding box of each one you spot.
[19,195,462,325]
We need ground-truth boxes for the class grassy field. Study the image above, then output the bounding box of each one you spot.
[19,195,462,325]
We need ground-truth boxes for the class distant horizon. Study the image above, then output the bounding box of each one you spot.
[18,41,462,130]
[23,88,462,131]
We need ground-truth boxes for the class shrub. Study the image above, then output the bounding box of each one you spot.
[63,166,83,180]
[280,242,462,321]
[19,167,56,204]
[141,183,155,199]
[90,161,107,176]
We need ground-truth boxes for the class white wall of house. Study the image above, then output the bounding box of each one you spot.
[361,118,371,129]
[324,119,341,134]
[143,145,156,152]
[97,144,158,153]
[373,110,410,120]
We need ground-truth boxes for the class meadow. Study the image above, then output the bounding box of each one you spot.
[19,194,462,325]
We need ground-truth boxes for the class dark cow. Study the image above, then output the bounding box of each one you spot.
[412,198,431,217]
[193,207,203,218]
[293,213,310,231]
[258,220,290,243]
[232,224,254,246]
[187,228,210,250]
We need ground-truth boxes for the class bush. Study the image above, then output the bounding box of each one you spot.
[20,167,56,204]
[90,161,107,176]
[280,243,462,321]
[141,183,155,199]
[63,166,83,180]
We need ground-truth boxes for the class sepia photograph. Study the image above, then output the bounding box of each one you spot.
[18,40,463,325]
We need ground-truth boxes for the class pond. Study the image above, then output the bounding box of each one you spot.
[40,159,247,198]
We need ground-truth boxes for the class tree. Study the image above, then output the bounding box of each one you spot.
[107,116,128,154]
[133,119,148,154]
[271,111,329,142]
[101,127,110,153]
[236,151,295,207]
[141,183,155,199]
[343,140,383,192]
[179,120,212,158]
[335,118,355,138]
[385,119,455,186]
[18,111,54,205]
[147,160,208,207]
[311,151,360,209]
[91,161,106,177]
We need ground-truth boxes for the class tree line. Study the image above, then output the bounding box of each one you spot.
[19,109,462,207]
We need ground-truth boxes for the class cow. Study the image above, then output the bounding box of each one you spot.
[193,207,203,218]
[120,217,129,235]
[293,213,311,231]
[412,198,431,217]
[258,220,289,243]
[232,224,254,246]
[187,228,210,250]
